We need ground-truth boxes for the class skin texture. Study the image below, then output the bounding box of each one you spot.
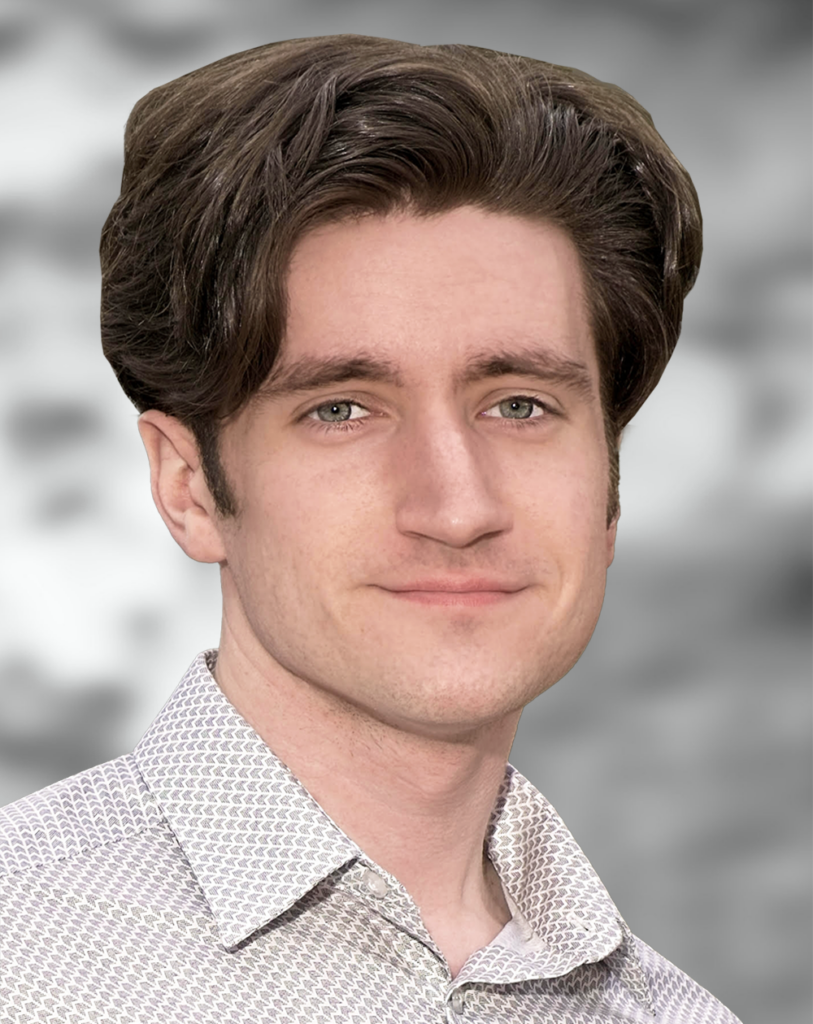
[139,206,618,976]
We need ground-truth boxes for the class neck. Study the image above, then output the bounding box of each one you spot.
[214,617,519,977]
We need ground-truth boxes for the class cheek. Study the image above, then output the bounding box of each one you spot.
[237,450,385,580]
[517,440,609,535]
[515,453,612,610]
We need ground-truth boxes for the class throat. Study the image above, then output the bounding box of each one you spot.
[418,856,513,979]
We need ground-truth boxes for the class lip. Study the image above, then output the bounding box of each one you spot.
[383,578,524,592]
[377,578,527,607]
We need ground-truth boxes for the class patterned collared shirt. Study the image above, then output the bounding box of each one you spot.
[0,652,740,1023]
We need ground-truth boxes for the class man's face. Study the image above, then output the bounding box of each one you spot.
[215,206,617,737]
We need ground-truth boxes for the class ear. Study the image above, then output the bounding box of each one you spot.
[137,410,227,564]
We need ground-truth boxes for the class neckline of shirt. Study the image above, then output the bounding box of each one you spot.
[133,650,652,1013]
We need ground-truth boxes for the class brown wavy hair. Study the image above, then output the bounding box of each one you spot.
[100,35,702,520]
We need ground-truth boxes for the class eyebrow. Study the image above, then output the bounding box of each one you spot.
[457,347,595,399]
[257,354,404,399]
[257,345,595,401]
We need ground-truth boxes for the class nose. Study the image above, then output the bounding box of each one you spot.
[393,410,512,548]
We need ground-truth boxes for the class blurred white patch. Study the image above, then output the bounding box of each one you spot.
[618,342,743,542]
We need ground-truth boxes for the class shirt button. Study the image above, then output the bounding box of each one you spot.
[362,868,389,897]
[450,988,466,1015]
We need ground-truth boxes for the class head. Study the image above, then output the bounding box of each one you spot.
[101,36,701,734]
[102,35,701,524]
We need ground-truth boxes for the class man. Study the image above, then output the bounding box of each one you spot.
[0,35,741,1022]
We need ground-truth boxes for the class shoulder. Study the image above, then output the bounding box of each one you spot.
[0,759,218,1019]
[0,754,164,878]
[633,934,744,1024]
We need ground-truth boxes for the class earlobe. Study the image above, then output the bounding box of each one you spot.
[137,410,227,564]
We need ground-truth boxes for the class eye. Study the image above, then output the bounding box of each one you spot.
[307,400,370,423]
[482,396,547,420]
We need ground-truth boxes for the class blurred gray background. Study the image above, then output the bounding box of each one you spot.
[1,1,810,1021]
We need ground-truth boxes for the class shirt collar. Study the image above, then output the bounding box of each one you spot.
[134,651,653,1014]
[134,651,360,949]
[481,767,655,1013]
[488,766,624,964]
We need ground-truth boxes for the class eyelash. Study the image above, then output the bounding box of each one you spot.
[303,395,556,434]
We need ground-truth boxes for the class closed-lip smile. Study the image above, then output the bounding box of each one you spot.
[382,577,522,593]
[377,578,527,606]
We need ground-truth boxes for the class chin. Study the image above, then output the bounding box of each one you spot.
[351,660,553,737]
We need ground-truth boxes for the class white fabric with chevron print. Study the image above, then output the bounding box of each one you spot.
[0,651,741,1022]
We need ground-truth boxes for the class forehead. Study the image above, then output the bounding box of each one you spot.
[281,206,596,380]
